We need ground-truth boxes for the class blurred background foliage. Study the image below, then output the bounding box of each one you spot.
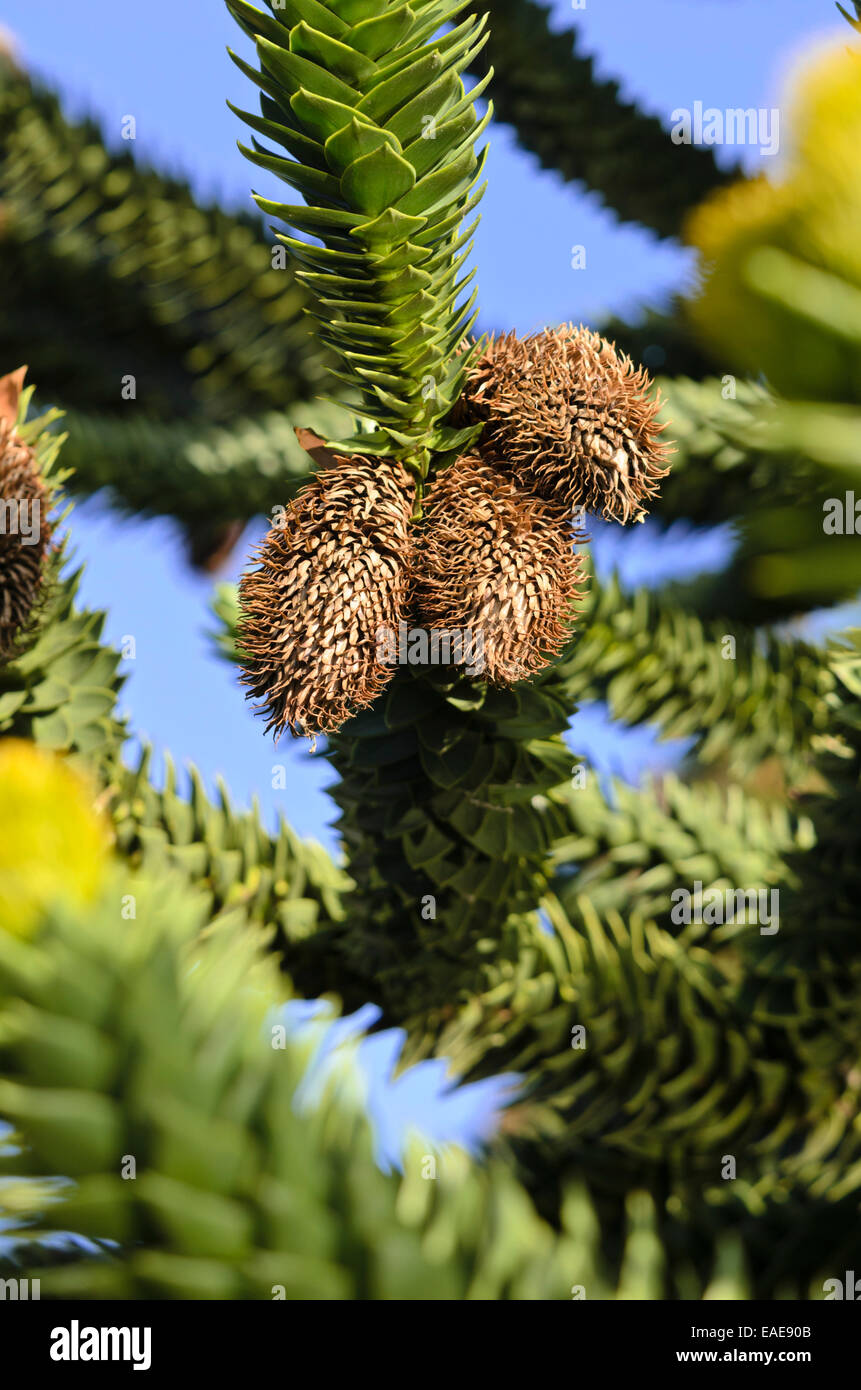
[1,1,861,1300]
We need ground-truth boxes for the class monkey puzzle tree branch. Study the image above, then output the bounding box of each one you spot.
[0,62,330,421]
[468,0,737,238]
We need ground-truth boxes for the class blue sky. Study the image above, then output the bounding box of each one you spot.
[2,0,849,1153]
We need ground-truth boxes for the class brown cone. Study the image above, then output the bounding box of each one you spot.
[457,324,673,524]
[415,454,586,686]
[238,455,415,739]
[0,377,52,661]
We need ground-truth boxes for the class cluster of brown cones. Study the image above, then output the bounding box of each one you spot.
[0,367,52,661]
[239,326,672,739]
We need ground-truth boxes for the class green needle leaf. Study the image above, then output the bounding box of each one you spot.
[257,36,361,107]
[289,22,379,86]
[347,4,417,60]
[340,144,416,216]
[325,116,401,174]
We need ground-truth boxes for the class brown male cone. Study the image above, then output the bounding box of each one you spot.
[415,454,587,686]
[0,367,52,661]
[457,324,673,524]
[238,452,415,739]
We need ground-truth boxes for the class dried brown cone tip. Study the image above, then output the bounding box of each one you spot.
[458,324,674,524]
[238,452,415,739]
[415,454,587,686]
[0,368,52,661]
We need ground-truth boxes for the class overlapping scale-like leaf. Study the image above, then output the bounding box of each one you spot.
[226,0,491,481]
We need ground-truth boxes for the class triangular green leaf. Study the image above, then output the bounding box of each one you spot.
[340,143,416,216]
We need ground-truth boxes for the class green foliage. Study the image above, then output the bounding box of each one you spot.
[686,41,861,405]
[0,562,126,770]
[429,632,861,1296]
[54,401,351,531]
[653,380,847,615]
[551,772,805,923]
[653,377,804,525]
[0,60,327,421]
[648,375,861,618]
[550,567,833,777]
[204,551,861,1297]
[703,397,861,613]
[0,844,714,1300]
[498,638,861,1297]
[320,661,573,1015]
[770,630,861,998]
[0,398,128,767]
[226,0,491,476]
[110,745,350,961]
[681,40,861,610]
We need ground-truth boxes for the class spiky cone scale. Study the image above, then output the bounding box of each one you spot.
[457,325,674,524]
[238,454,414,738]
[0,369,52,661]
[415,453,586,685]
[225,0,492,472]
